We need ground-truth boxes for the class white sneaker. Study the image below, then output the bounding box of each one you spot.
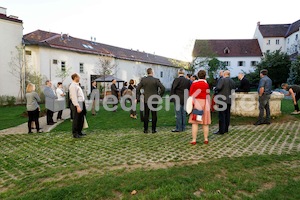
[291,111,299,115]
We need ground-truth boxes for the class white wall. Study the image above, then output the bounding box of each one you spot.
[194,56,261,77]
[0,18,23,97]
[286,30,300,55]
[254,26,265,53]
[116,59,177,90]
[25,46,179,95]
[254,26,286,54]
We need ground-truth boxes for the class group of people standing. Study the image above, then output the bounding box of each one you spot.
[25,67,300,142]
[25,80,66,133]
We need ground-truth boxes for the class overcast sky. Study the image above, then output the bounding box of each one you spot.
[1,0,299,61]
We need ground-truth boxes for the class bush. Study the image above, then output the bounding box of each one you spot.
[0,96,7,106]
[6,96,16,106]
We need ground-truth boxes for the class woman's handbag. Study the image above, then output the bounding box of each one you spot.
[191,109,203,121]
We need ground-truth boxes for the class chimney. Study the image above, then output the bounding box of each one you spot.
[257,21,260,26]
[60,32,63,40]
[0,7,7,15]
[9,15,18,19]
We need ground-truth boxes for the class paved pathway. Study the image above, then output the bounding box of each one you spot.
[0,109,71,135]
[0,119,300,192]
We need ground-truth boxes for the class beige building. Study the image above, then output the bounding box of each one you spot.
[0,7,23,97]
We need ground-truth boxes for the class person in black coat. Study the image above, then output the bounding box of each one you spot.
[136,68,165,133]
[170,68,191,132]
[213,70,235,135]
[236,72,250,93]
[111,79,119,112]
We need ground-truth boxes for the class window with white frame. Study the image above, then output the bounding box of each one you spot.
[223,61,231,66]
[25,50,31,55]
[267,40,270,45]
[53,59,58,64]
[251,61,258,66]
[276,39,280,45]
[61,61,66,71]
[160,71,163,78]
[79,63,84,73]
[296,34,298,41]
[238,61,245,67]
[288,38,290,44]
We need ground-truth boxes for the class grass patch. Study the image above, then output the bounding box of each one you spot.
[1,154,300,199]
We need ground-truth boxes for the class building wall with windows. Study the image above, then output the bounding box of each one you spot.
[254,20,300,56]
[0,7,23,97]
[286,31,300,55]
[193,56,261,77]
[25,45,179,95]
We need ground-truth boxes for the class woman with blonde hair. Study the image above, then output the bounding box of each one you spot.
[26,83,42,133]
[188,70,211,145]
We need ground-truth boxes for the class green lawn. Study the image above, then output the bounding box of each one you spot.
[0,104,46,130]
[0,98,298,131]
[0,99,300,199]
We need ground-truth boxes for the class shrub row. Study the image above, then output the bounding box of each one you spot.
[0,95,16,106]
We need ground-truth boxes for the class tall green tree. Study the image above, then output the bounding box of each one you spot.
[287,56,300,85]
[256,50,291,87]
[207,58,227,86]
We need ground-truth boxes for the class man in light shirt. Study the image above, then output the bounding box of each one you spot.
[69,73,87,138]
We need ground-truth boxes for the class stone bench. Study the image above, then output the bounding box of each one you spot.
[231,92,284,117]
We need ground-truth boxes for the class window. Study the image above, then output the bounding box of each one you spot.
[251,61,258,66]
[238,61,245,67]
[79,63,84,73]
[266,50,270,53]
[224,47,230,54]
[160,71,163,78]
[267,40,270,45]
[288,38,290,44]
[276,39,279,45]
[296,34,298,41]
[25,50,31,55]
[223,61,231,66]
[61,61,66,71]
[53,59,58,64]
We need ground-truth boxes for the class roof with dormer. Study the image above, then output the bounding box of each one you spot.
[192,39,263,57]
[24,30,186,68]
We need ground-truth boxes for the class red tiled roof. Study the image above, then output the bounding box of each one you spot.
[0,13,22,23]
[286,19,300,37]
[258,24,290,37]
[192,39,263,57]
[24,30,185,67]
[258,19,300,38]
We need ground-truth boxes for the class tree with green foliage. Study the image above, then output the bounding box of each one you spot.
[287,56,300,85]
[255,50,291,87]
[207,58,227,86]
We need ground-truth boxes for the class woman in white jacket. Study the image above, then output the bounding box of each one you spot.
[56,82,65,120]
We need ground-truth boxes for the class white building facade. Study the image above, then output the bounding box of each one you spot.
[0,7,23,97]
[24,30,182,95]
[254,20,300,57]
[192,39,262,77]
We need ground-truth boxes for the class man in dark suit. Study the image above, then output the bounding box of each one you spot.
[170,68,191,132]
[136,68,165,133]
[111,79,119,112]
[214,70,235,135]
[236,72,250,93]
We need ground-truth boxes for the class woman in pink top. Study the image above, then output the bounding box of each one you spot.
[188,70,211,145]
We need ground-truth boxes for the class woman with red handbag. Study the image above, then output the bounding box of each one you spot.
[188,70,211,145]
